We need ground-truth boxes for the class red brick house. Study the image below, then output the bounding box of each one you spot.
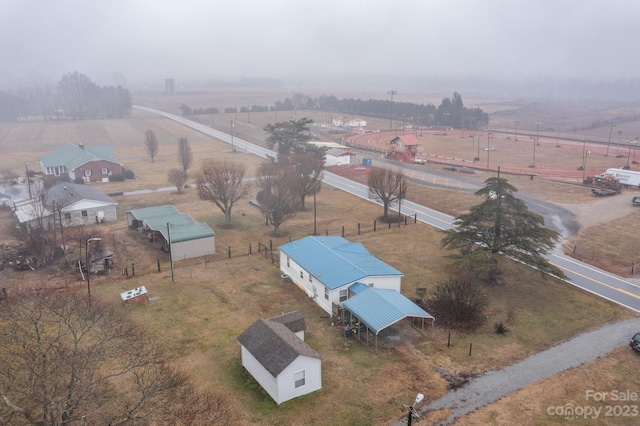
[40,143,124,184]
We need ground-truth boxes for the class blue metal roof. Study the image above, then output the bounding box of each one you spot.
[343,288,434,335]
[279,236,403,290]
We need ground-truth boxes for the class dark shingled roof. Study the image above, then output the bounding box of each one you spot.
[237,316,321,377]
[269,311,306,334]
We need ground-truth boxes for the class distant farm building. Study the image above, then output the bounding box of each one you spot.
[387,135,421,163]
[40,143,124,184]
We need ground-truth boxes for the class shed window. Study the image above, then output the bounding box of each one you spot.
[81,210,88,217]
[300,271,304,279]
[64,213,71,220]
[339,289,348,302]
[294,370,305,388]
[309,274,312,283]
[287,256,290,267]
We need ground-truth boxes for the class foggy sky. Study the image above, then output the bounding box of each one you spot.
[1,0,639,91]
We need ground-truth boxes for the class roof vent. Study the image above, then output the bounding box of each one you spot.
[79,143,85,150]
[63,186,67,191]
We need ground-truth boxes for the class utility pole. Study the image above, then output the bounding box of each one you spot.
[606,123,615,156]
[387,90,397,130]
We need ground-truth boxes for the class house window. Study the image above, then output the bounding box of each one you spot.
[101,168,109,175]
[300,271,304,279]
[81,210,88,217]
[287,256,290,267]
[84,170,92,177]
[339,289,348,302]
[64,213,71,220]
[294,370,305,388]
[309,274,312,283]
[324,287,329,301]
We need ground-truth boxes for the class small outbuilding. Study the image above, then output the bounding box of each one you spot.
[237,312,322,405]
[127,205,215,261]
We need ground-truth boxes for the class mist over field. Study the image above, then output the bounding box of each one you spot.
[2,0,640,100]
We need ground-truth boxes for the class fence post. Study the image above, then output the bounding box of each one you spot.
[357,223,360,235]
[374,220,377,232]
[131,263,135,277]
[157,259,161,272]
[325,229,329,236]
[469,342,472,357]
[633,261,636,275]
[404,216,408,225]
[414,214,417,223]
[270,240,273,250]
[388,222,391,229]
[249,242,252,255]
[573,244,576,254]
[228,246,231,259]
[342,226,345,237]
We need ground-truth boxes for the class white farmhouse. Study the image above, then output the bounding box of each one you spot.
[279,236,403,316]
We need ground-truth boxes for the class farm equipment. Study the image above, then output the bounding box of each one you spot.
[585,173,622,196]
[633,196,640,206]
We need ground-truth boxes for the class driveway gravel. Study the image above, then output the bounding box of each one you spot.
[391,318,639,425]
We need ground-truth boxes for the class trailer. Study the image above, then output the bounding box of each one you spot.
[601,168,640,188]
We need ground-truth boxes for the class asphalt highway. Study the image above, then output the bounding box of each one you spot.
[134,105,640,314]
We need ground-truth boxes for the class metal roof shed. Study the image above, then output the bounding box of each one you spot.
[343,287,434,353]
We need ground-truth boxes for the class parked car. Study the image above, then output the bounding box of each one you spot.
[630,332,640,353]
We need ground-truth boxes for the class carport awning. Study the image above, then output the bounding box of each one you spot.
[343,287,434,335]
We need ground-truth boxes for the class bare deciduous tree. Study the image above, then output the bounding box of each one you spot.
[367,167,407,220]
[12,182,55,266]
[144,129,159,163]
[167,168,188,194]
[195,160,249,226]
[284,152,324,210]
[177,136,193,173]
[256,160,300,236]
[0,290,231,425]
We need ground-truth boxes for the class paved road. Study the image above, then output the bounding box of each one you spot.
[134,105,640,313]
[135,106,640,424]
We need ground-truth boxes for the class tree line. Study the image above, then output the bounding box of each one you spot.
[178,92,489,130]
[0,72,132,121]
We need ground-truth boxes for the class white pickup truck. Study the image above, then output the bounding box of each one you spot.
[414,157,426,164]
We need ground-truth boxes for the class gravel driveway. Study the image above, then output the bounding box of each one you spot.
[391,318,639,425]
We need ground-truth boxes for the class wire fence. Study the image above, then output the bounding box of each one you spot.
[563,241,640,276]
[0,214,421,302]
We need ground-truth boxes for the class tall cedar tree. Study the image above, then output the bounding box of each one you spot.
[144,129,159,162]
[256,161,300,235]
[196,160,249,225]
[264,117,322,158]
[177,136,193,173]
[367,167,407,220]
[441,177,565,283]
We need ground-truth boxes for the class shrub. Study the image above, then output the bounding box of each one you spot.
[494,322,509,335]
[109,174,125,182]
[73,178,85,184]
[424,277,488,331]
[123,169,135,179]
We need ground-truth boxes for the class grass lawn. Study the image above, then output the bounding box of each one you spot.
[1,97,639,424]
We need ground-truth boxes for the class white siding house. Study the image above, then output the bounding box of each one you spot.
[278,236,403,316]
[237,312,321,405]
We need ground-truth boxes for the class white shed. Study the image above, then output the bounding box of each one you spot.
[237,312,322,405]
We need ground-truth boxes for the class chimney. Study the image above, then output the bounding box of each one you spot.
[79,143,85,150]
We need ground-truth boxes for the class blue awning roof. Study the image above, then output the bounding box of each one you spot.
[343,288,434,335]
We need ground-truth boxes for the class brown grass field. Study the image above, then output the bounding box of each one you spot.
[1,92,640,425]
